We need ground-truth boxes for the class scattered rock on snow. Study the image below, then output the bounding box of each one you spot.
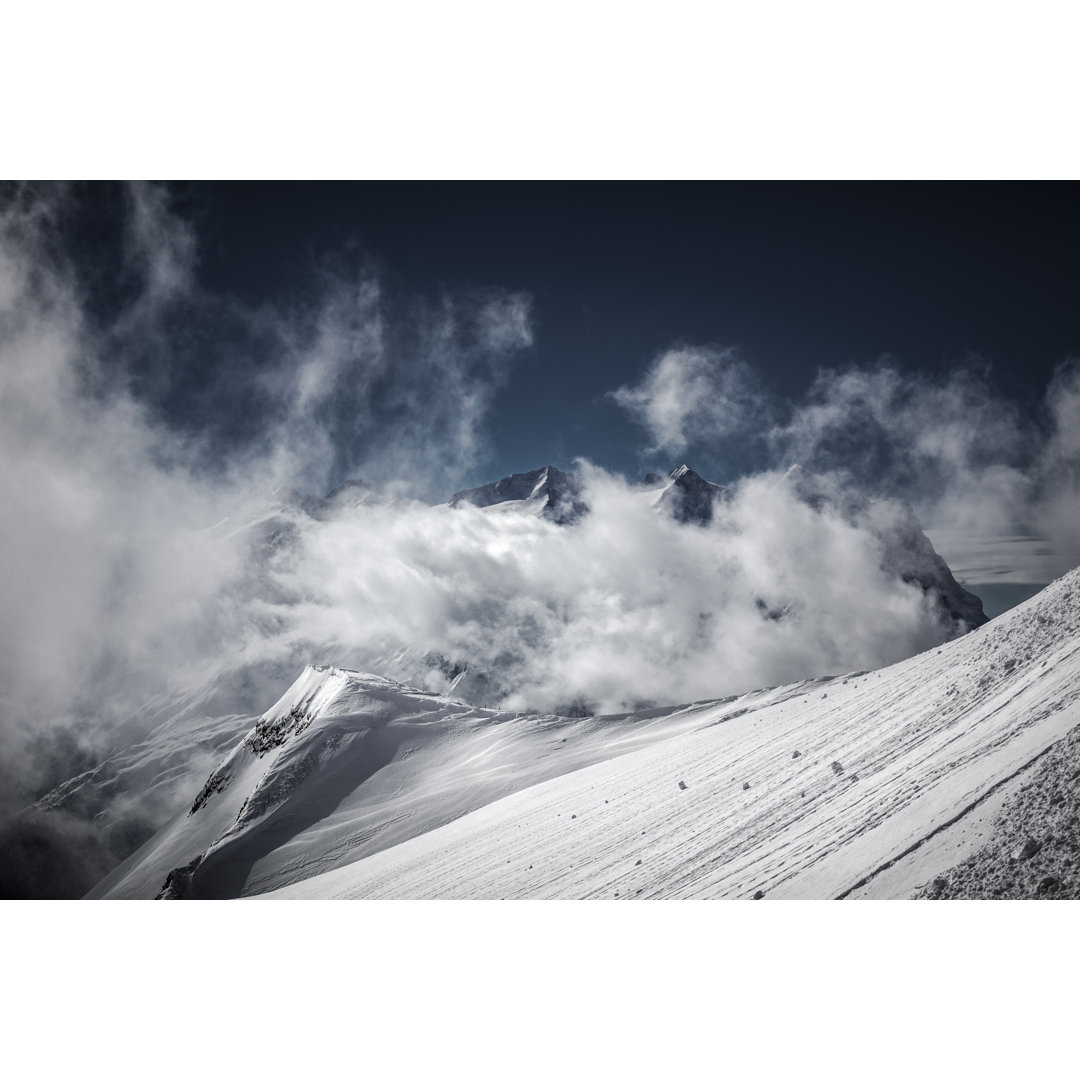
[1015,838,1042,860]
[742,782,750,790]
[792,750,801,759]
[678,780,687,790]
[831,761,845,775]
[752,890,765,899]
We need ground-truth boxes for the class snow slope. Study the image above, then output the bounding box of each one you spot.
[88,669,813,899]
[97,566,1080,899]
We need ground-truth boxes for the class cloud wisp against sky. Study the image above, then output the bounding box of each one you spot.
[612,345,1080,584]
[0,183,533,825]
[609,346,769,456]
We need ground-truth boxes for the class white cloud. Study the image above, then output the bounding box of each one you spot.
[614,339,1079,584]
[0,184,534,821]
[767,360,1080,581]
[262,465,962,717]
[611,345,766,455]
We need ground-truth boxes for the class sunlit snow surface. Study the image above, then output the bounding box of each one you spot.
[91,568,1080,900]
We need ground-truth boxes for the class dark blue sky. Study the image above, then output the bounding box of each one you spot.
[65,181,1080,490]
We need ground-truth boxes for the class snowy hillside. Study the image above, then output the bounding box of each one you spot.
[87,669,813,899]
[94,566,1080,899]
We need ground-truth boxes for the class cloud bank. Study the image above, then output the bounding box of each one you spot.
[614,347,1080,581]
[269,466,961,717]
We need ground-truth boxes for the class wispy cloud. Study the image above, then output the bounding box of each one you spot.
[0,183,533,829]
[613,344,1080,582]
[610,345,768,457]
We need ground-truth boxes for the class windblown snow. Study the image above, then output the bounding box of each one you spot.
[91,565,1080,900]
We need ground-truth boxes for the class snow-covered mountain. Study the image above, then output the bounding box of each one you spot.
[89,669,811,899]
[449,464,588,524]
[10,461,991,899]
[652,464,731,524]
[450,462,729,526]
[93,565,1080,899]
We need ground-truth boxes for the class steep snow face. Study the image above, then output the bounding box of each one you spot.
[449,466,588,525]
[912,720,1080,899]
[253,568,1080,900]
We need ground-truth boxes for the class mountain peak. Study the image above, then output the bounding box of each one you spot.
[449,466,587,524]
[658,465,730,525]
